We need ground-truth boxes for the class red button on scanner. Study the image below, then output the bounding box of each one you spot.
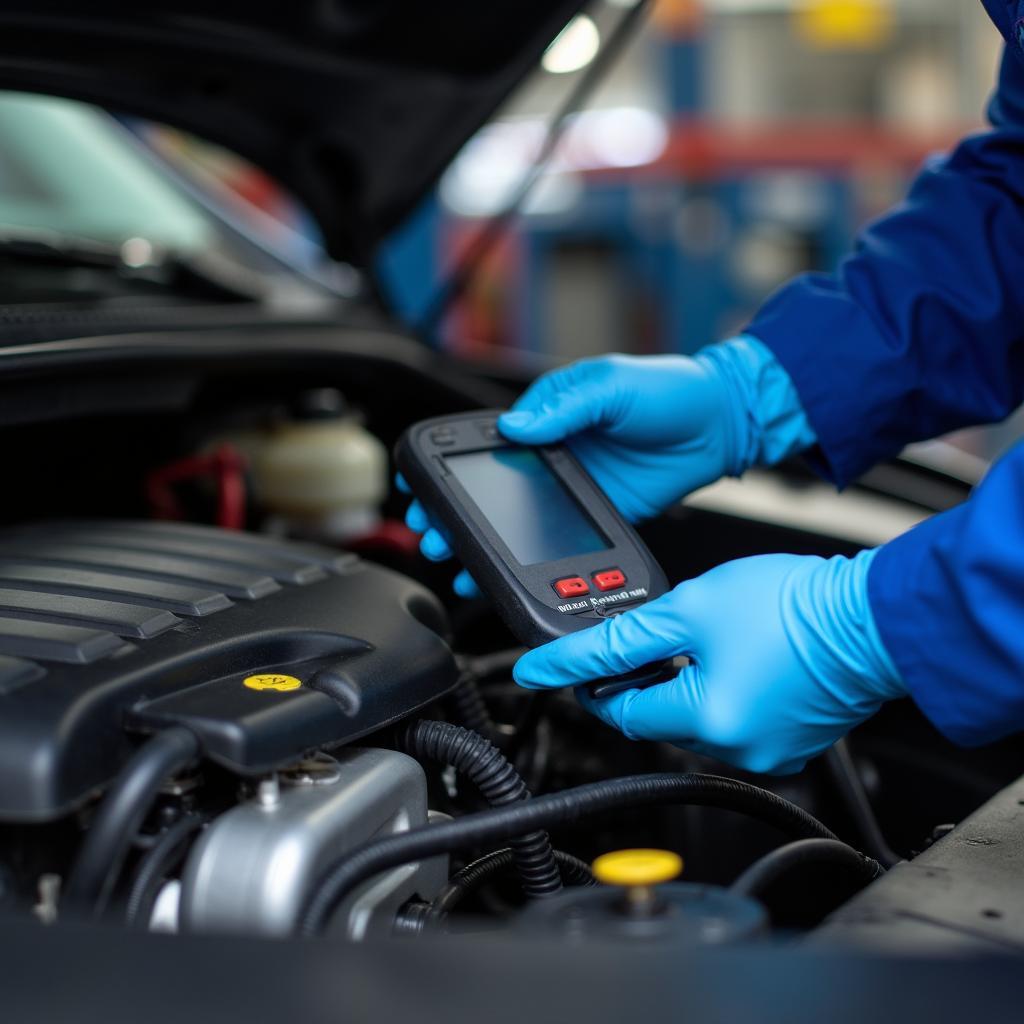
[592,569,626,592]
[554,576,589,599]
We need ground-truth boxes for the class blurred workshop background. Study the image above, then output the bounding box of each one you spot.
[377,0,999,357]
[102,1,1011,455]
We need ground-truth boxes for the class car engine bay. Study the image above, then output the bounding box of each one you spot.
[0,322,1020,965]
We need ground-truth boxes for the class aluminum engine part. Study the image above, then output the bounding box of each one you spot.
[179,748,446,939]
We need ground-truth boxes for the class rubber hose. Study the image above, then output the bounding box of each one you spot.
[124,812,206,928]
[429,848,594,925]
[824,740,901,869]
[466,648,526,681]
[449,673,498,741]
[730,838,884,900]
[299,771,838,936]
[398,720,562,898]
[62,727,200,918]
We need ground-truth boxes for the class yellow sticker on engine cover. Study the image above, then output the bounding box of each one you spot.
[243,673,302,692]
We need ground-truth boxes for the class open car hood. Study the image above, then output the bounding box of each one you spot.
[0,1,587,262]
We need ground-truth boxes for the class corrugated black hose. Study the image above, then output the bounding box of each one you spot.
[449,671,498,742]
[394,847,595,934]
[397,720,563,899]
[299,772,839,936]
[429,847,594,924]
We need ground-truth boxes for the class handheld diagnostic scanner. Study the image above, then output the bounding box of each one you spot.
[395,411,674,698]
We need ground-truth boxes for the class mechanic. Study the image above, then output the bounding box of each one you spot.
[406,1,1024,775]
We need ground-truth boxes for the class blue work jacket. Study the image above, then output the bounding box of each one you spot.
[748,2,1024,746]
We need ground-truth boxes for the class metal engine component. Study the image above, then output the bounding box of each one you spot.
[179,748,445,939]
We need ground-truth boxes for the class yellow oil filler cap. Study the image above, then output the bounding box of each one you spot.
[592,848,683,887]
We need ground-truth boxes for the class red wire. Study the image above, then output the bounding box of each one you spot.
[146,444,248,530]
[215,447,247,531]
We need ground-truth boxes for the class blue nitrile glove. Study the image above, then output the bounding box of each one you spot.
[398,473,480,598]
[401,335,816,595]
[513,548,905,775]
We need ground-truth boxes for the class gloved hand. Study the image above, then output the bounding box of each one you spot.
[402,335,816,595]
[513,548,905,775]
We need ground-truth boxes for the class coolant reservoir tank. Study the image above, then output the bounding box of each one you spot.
[253,389,387,539]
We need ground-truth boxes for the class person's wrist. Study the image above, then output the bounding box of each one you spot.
[696,335,817,475]
[849,548,906,701]
[797,548,906,703]
[692,339,759,478]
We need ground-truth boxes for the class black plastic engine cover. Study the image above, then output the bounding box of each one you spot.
[0,520,457,822]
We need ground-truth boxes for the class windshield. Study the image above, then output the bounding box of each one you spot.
[0,92,210,251]
[0,90,353,306]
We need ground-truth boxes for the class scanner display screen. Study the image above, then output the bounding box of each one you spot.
[445,447,609,566]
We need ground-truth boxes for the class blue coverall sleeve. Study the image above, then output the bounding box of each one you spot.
[869,439,1024,746]
[746,46,1024,489]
